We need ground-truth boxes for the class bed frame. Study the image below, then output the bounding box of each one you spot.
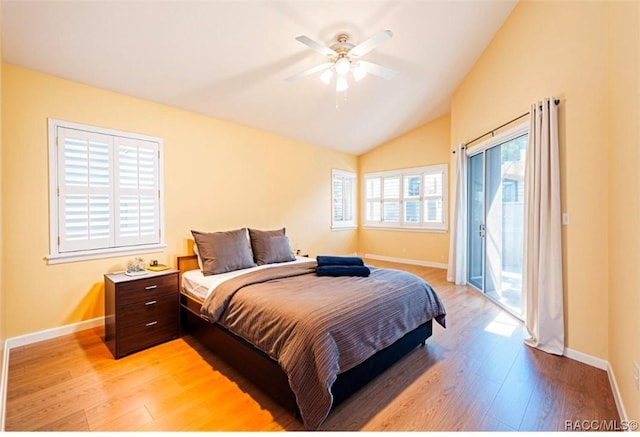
[177,255,433,419]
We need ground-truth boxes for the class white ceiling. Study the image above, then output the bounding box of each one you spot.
[2,1,517,155]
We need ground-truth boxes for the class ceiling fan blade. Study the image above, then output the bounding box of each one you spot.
[286,62,333,82]
[348,30,393,58]
[295,35,338,58]
[357,60,397,80]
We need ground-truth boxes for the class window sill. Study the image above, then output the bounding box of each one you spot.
[331,225,357,231]
[47,243,167,265]
[361,226,447,233]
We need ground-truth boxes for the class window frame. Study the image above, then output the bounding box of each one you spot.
[363,164,448,232]
[331,169,357,230]
[47,119,166,264]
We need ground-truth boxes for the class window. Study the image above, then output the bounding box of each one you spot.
[48,119,165,263]
[332,169,356,229]
[364,164,447,231]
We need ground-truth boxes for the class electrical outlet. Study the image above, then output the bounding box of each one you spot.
[562,213,570,225]
[633,361,639,391]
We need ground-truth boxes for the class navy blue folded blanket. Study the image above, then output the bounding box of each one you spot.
[317,265,370,277]
[316,255,365,267]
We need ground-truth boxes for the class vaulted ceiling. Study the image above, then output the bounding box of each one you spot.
[2,1,517,155]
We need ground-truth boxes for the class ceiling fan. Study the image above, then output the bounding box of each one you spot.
[286,30,397,91]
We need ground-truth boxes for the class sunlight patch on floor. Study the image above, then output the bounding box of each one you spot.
[484,312,519,337]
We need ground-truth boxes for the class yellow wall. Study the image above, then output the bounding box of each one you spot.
[1,64,357,338]
[607,0,640,420]
[451,1,609,359]
[0,8,5,427]
[358,114,450,265]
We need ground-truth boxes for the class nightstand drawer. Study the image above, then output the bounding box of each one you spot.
[118,293,177,328]
[117,273,178,305]
[105,268,179,359]
[118,318,178,356]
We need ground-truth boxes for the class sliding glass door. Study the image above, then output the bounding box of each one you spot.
[467,133,527,317]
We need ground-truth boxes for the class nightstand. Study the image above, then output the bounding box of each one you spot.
[104,269,179,359]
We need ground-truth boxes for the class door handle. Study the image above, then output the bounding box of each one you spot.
[479,223,485,238]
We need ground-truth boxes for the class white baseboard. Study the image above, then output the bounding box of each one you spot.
[564,347,608,370]
[606,362,628,424]
[5,317,105,350]
[0,341,9,431]
[363,253,448,269]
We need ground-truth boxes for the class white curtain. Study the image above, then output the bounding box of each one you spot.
[447,144,468,284]
[522,97,565,355]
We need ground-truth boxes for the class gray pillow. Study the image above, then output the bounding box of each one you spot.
[249,228,296,265]
[191,228,256,275]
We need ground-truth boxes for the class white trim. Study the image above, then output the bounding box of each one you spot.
[362,226,447,234]
[363,253,448,269]
[331,226,357,231]
[0,340,9,431]
[465,121,529,156]
[606,362,628,424]
[563,347,608,370]
[5,317,104,350]
[46,243,166,265]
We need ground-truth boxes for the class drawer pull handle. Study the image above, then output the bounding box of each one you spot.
[145,300,157,306]
[145,285,157,290]
[145,321,158,327]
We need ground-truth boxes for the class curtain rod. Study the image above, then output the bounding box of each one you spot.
[453,99,560,153]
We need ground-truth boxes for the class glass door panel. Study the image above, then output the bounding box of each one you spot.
[468,153,484,290]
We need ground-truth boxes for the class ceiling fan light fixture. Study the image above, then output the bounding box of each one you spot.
[353,64,367,82]
[335,58,351,76]
[319,69,333,85]
[336,76,349,92]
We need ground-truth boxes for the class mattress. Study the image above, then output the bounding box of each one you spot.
[181,255,313,301]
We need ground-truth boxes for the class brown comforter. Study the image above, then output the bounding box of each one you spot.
[200,261,446,430]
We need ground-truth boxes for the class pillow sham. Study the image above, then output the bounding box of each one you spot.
[248,228,296,265]
[191,228,256,275]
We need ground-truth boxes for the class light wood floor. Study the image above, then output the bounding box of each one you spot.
[5,260,620,431]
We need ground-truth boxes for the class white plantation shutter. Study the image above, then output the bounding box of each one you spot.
[404,174,422,224]
[365,176,382,222]
[382,176,400,223]
[49,120,164,263]
[115,137,160,246]
[331,169,356,228]
[424,168,445,225]
[57,128,114,252]
[332,176,344,222]
[363,164,447,230]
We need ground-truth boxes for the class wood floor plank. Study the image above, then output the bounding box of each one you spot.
[5,259,621,431]
[484,346,537,429]
[83,374,182,429]
[90,405,153,431]
[34,409,89,432]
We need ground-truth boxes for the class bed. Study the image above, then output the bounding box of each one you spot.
[178,227,446,430]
